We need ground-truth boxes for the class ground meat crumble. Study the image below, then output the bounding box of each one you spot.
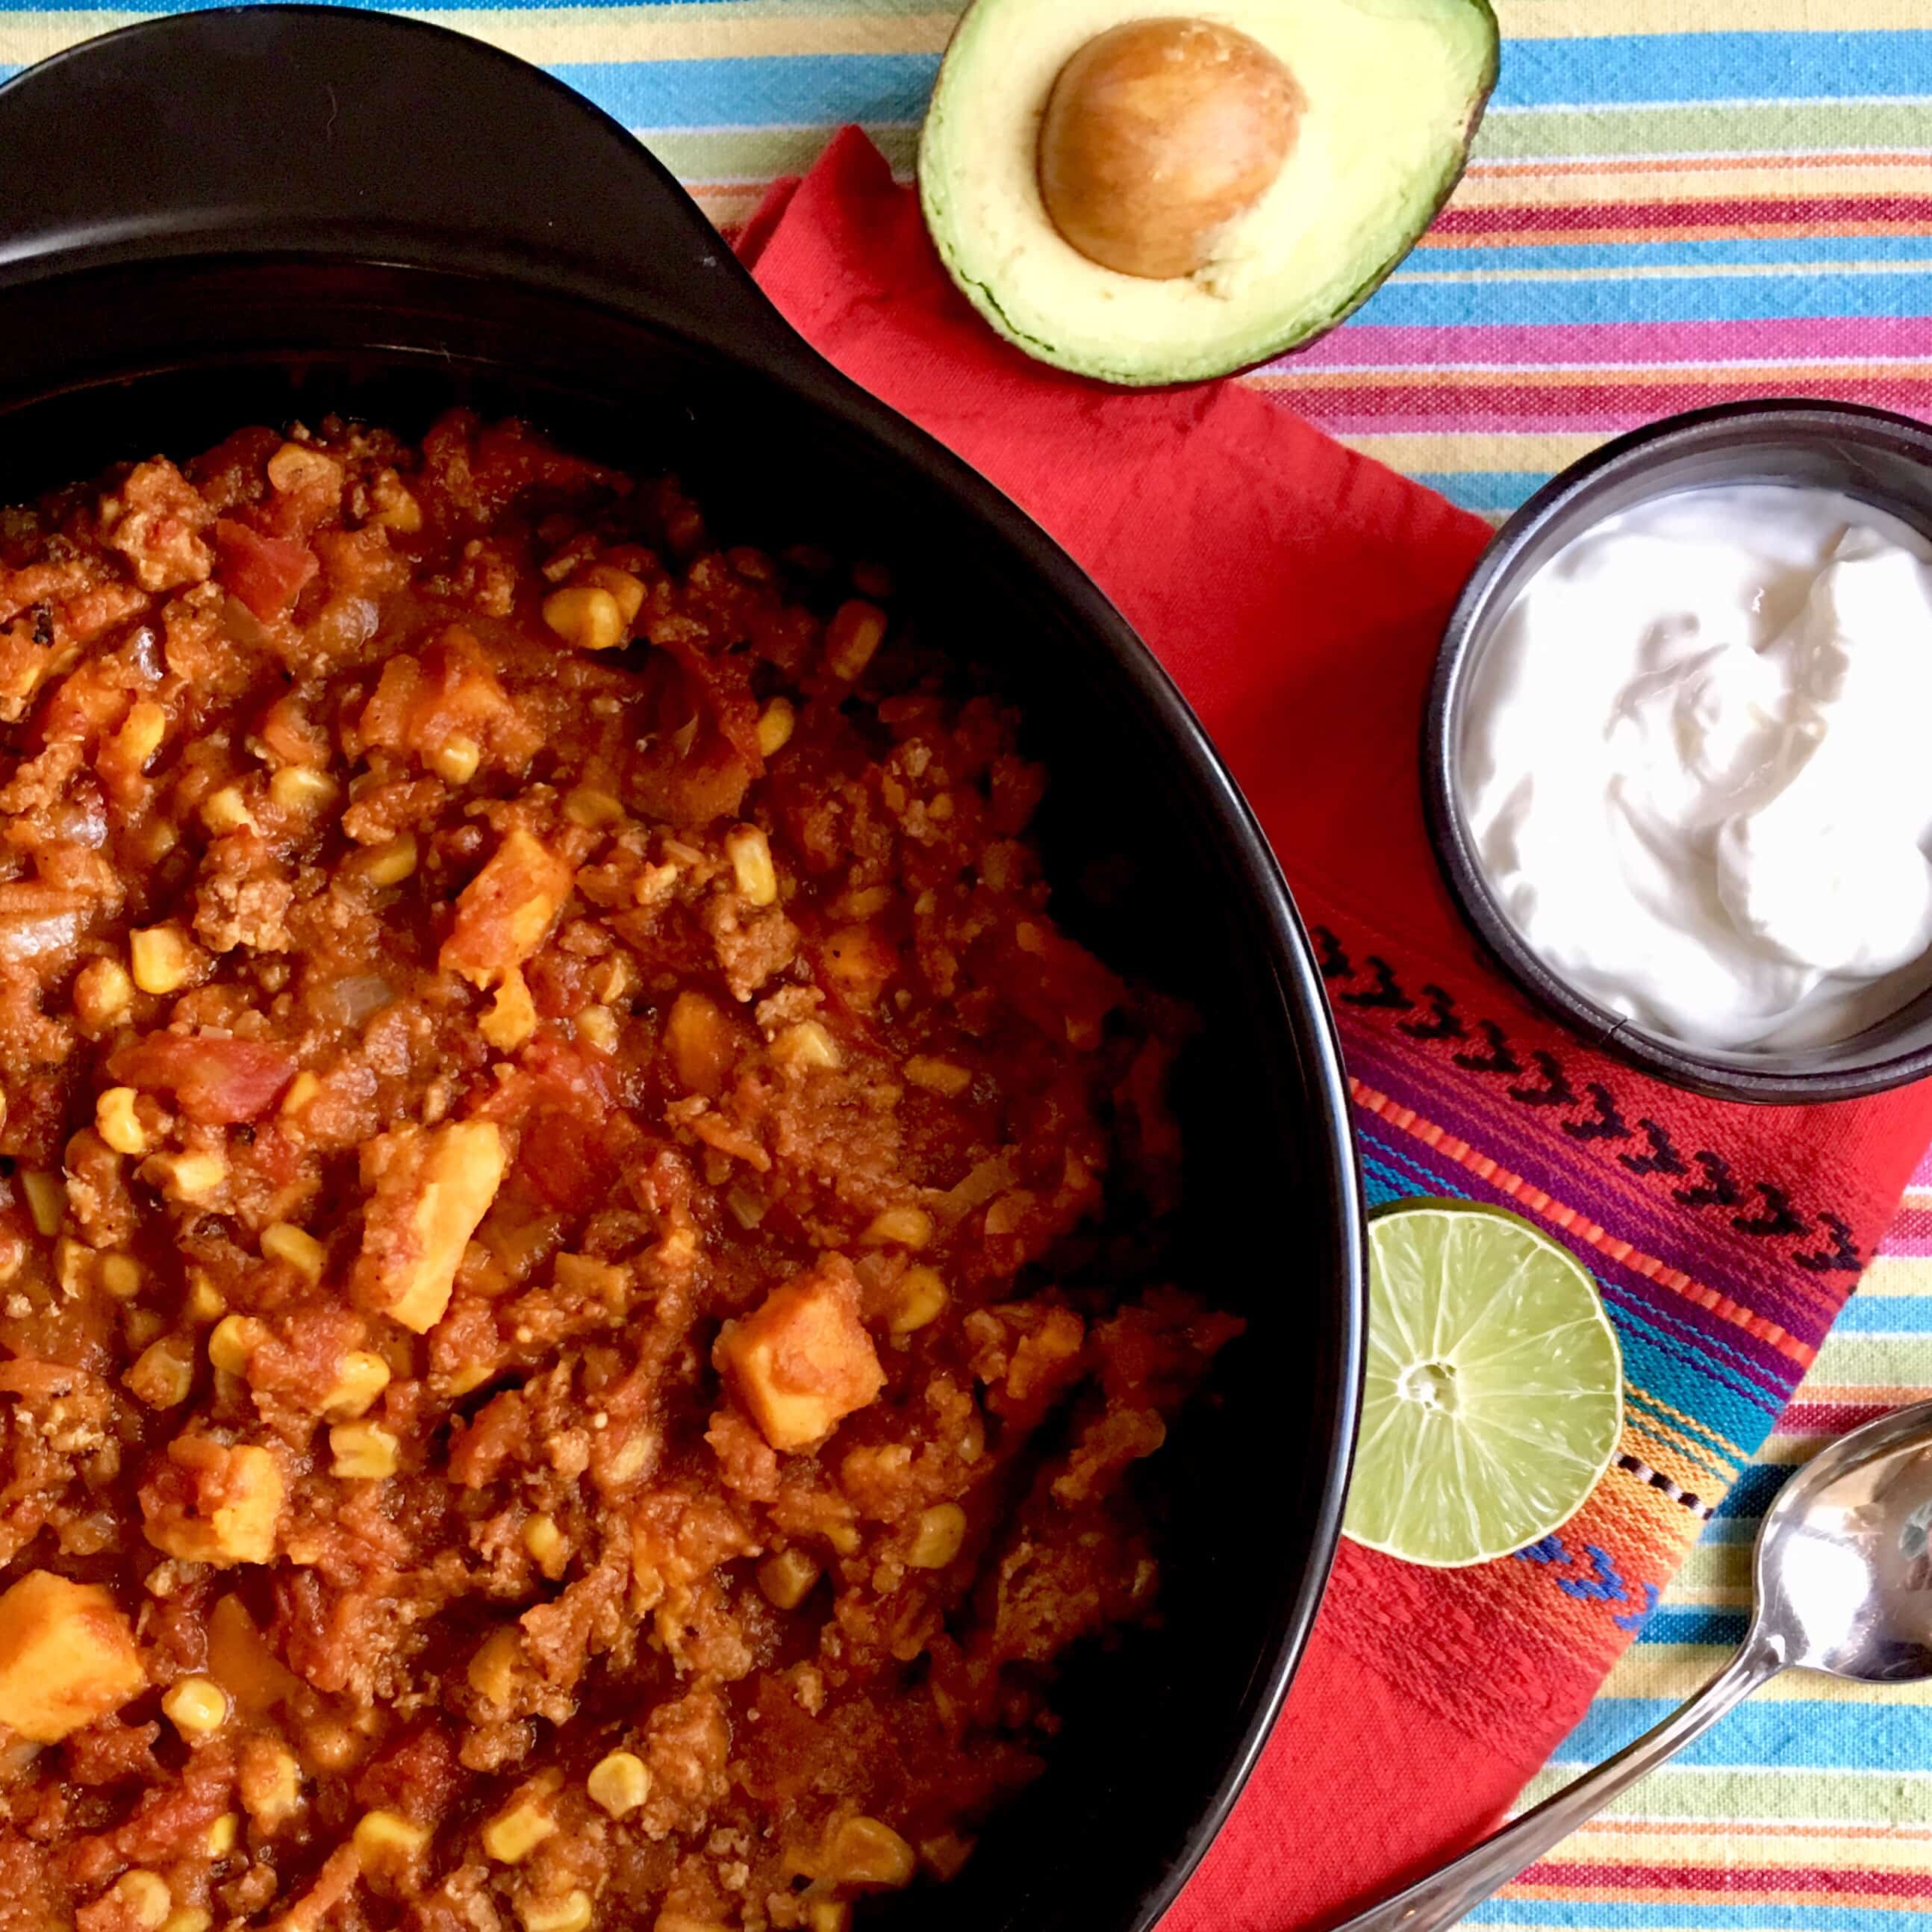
[0,412,1239,1932]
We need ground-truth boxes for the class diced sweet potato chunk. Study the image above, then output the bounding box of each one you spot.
[440,828,573,988]
[721,1256,884,1453]
[352,1119,507,1333]
[0,1570,146,1742]
[140,1436,285,1567]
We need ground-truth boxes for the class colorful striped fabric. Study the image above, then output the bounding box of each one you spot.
[9,1,1932,1925]
[1495,1155,1932,1931]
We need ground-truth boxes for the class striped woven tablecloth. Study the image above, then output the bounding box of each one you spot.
[8,1,1932,1925]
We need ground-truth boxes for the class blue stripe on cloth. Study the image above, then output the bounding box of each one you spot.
[1634,1606,1752,1648]
[1490,31,1932,108]
[1351,269,1932,329]
[1716,1462,1798,1519]
[1831,1294,1932,1333]
[1551,1698,1932,1768]
[1419,236,1932,273]
[552,56,937,129]
[1413,471,1554,514]
[1468,1907,1926,1931]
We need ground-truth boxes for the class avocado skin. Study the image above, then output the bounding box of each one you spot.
[918,0,1501,389]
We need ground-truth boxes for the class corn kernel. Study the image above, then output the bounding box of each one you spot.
[723,823,779,907]
[101,1253,144,1300]
[467,1627,524,1704]
[208,1315,266,1376]
[130,925,195,996]
[125,1307,166,1347]
[110,1872,171,1931]
[322,1350,390,1421]
[481,967,537,1053]
[519,1892,591,1932]
[267,442,343,496]
[522,1513,567,1580]
[809,1903,852,1932]
[862,1205,932,1250]
[770,1020,841,1071]
[579,564,646,623]
[125,1335,194,1409]
[261,1222,325,1282]
[353,1808,430,1865]
[575,1005,619,1056]
[919,1831,975,1881]
[243,1745,302,1825]
[482,1789,558,1864]
[73,956,136,1029]
[430,736,480,785]
[562,786,624,829]
[754,696,797,758]
[826,599,888,681]
[205,1811,239,1856]
[280,1071,320,1117]
[162,1676,228,1736]
[330,1421,399,1481]
[146,1149,225,1206]
[906,1503,966,1570]
[19,1170,63,1236]
[370,474,423,533]
[270,764,337,813]
[757,1547,822,1611]
[904,1056,972,1098]
[585,1750,650,1819]
[200,785,255,835]
[825,1816,916,1888]
[358,833,417,887]
[888,1267,947,1336]
[184,1271,225,1324]
[114,699,168,775]
[541,585,624,652]
[54,1237,93,1297]
[163,1910,214,1932]
[96,1086,148,1156]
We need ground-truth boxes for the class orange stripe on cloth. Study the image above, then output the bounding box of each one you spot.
[1348,1074,1818,1369]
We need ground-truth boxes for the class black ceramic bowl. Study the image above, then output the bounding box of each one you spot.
[1427,399,1932,1105]
[0,10,1363,1931]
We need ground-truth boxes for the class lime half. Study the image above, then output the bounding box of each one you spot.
[1343,1200,1623,1568]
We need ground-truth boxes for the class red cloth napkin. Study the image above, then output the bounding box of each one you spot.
[737,129,1932,1928]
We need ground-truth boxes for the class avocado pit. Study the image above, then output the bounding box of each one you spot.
[1038,16,1301,281]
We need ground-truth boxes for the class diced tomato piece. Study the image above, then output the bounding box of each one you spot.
[213,520,319,620]
[514,1108,617,1218]
[108,1033,294,1124]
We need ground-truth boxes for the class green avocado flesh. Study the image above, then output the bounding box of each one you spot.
[918,0,1498,387]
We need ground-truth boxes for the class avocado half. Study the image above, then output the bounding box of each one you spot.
[918,0,1499,387]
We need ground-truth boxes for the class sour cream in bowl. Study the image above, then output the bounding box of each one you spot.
[1427,402,1932,1103]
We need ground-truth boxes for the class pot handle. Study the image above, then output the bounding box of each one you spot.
[0,4,812,370]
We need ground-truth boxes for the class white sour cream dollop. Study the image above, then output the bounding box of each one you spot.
[1459,485,1932,1051]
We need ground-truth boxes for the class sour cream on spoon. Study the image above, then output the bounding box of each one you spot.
[1459,486,1932,1053]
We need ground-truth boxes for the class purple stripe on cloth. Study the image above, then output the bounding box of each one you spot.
[1279,314,1932,372]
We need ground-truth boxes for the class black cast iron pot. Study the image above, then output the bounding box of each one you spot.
[0,12,1364,1929]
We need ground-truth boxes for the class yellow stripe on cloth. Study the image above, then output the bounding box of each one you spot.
[1500,0,1932,35]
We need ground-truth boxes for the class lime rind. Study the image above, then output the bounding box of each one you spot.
[1343,1200,1624,1568]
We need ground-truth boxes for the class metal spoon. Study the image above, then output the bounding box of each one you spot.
[1341,1397,1932,1932]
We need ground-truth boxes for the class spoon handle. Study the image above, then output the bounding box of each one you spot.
[1334,1633,1784,1932]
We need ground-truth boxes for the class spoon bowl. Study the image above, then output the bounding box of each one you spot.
[1757,1398,1932,1682]
[1341,1397,1932,1931]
